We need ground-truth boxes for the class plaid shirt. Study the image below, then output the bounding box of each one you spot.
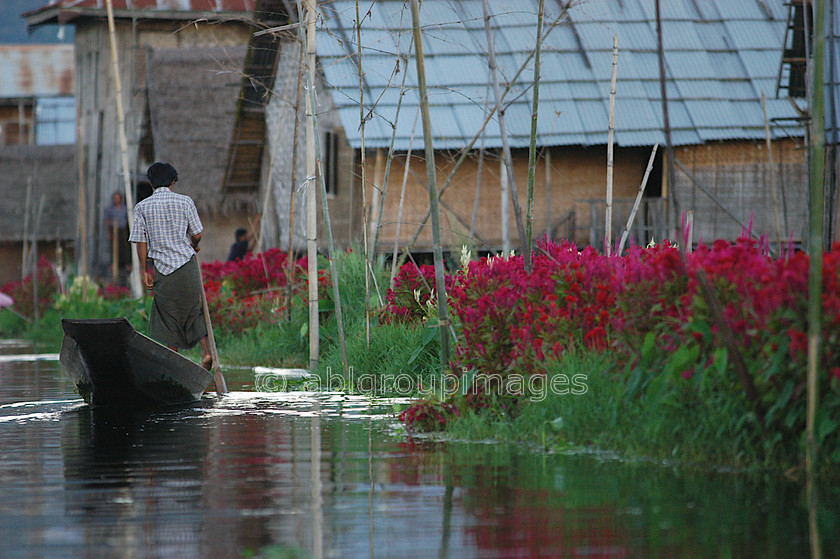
[129,187,203,275]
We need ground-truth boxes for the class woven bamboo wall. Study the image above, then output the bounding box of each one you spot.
[361,145,654,252]
[672,139,807,244]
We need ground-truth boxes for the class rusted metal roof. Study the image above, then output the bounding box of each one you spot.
[0,45,74,98]
[24,0,259,26]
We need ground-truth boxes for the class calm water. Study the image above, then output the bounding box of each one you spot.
[0,340,837,559]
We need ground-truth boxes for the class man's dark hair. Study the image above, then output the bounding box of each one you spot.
[147,162,178,188]
[235,228,247,240]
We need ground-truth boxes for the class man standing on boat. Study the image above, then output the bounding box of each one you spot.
[129,162,213,370]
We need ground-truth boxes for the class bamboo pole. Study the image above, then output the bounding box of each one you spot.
[112,221,119,283]
[525,0,545,270]
[807,2,826,556]
[500,156,509,253]
[544,149,551,237]
[483,0,528,265]
[105,0,142,298]
[470,141,485,240]
[655,0,680,240]
[404,5,573,255]
[286,37,306,321]
[76,108,88,299]
[298,0,349,377]
[410,0,451,370]
[356,0,372,349]
[605,34,618,256]
[618,143,659,253]
[31,195,45,322]
[762,91,783,253]
[390,109,420,290]
[372,47,413,255]
[304,0,319,369]
[197,255,228,395]
[22,177,31,280]
[368,149,384,253]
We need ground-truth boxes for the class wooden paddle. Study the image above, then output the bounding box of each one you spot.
[196,255,228,395]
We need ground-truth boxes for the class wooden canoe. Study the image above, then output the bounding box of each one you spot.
[59,318,213,408]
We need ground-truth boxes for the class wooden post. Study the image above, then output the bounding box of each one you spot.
[304,0,319,370]
[483,0,528,264]
[105,0,142,298]
[525,0,545,271]
[605,35,618,256]
[618,143,659,253]
[410,0,451,370]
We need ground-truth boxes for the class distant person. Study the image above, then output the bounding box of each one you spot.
[129,162,213,371]
[104,191,131,275]
[227,228,252,262]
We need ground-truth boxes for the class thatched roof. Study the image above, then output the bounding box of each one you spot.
[145,45,255,215]
[0,144,76,242]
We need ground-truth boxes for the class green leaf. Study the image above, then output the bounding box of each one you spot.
[640,332,657,365]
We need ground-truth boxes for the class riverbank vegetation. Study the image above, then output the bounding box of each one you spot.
[2,236,839,473]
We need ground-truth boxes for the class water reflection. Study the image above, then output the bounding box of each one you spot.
[0,355,836,558]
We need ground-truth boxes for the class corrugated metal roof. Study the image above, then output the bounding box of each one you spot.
[24,0,259,25]
[0,44,74,98]
[316,0,804,150]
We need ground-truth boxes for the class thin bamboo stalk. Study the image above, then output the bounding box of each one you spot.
[500,157,509,253]
[525,0,545,270]
[470,141,485,240]
[372,45,413,254]
[22,177,31,280]
[304,0,319,369]
[105,0,142,298]
[76,104,88,300]
[410,0,451,370]
[618,143,658,253]
[297,0,349,377]
[762,91,783,253]
[404,4,573,254]
[655,0,681,241]
[605,34,618,256]
[112,221,119,282]
[806,3,826,555]
[286,37,306,321]
[544,149,552,237]
[483,0,528,262]
[390,108,420,290]
[368,149,384,253]
[356,0,371,348]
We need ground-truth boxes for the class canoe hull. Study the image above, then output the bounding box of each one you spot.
[60,318,213,408]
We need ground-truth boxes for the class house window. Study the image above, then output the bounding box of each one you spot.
[35,96,76,145]
[322,130,339,196]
